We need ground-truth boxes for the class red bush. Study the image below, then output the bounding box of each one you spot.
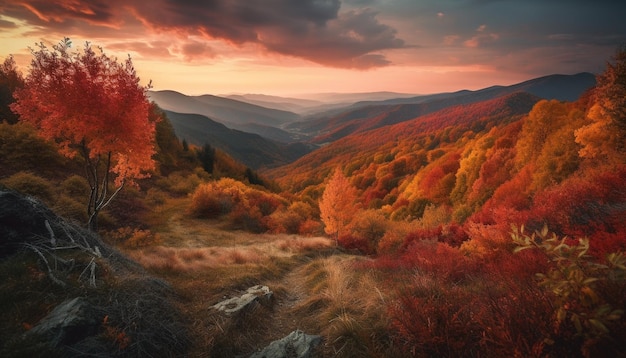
[338,234,375,255]
[529,165,626,255]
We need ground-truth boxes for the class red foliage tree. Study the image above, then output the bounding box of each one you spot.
[11,39,156,230]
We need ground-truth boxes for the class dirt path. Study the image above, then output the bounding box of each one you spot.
[137,205,344,356]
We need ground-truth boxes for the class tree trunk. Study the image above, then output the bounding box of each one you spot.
[88,211,99,232]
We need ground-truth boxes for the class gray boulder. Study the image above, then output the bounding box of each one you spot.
[249,330,322,358]
[212,285,273,315]
[26,297,101,347]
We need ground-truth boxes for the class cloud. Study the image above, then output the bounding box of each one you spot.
[260,8,404,69]
[3,0,118,27]
[107,40,173,59]
[131,0,404,68]
[0,0,404,69]
[180,40,216,61]
[0,17,16,28]
[463,24,499,48]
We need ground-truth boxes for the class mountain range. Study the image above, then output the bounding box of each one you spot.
[149,72,596,170]
[286,72,596,144]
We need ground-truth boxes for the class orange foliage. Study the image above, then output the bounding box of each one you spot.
[11,39,156,230]
[576,47,626,165]
[189,178,290,233]
[12,39,155,184]
[319,168,359,239]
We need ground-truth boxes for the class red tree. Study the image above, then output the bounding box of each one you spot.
[12,38,157,230]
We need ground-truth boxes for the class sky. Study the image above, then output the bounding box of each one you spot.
[1,0,625,96]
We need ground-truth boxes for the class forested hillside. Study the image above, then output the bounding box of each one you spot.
[264,61,625,256]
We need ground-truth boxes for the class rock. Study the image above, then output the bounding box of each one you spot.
[26,297,101,347]
[212,285,273,315]
[0,189,116,260]
[0,190,54,258]
[249,330,322,358]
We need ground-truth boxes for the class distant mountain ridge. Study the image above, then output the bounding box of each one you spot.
[287,72,596,143]
[226,92,421,116]
[353,72,595,107]
[224,94,325,114]
[148,90,303,143]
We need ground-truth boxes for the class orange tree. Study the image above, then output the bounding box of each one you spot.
[12,38,157,230]
[319,168,358,244]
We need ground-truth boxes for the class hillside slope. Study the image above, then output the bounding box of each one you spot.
[164,110,313,169]
[268,92,540,190]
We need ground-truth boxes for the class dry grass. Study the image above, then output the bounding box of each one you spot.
[126,236,333,272]
[291,256,396,357]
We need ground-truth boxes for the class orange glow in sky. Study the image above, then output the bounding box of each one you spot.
[1,1,625,96]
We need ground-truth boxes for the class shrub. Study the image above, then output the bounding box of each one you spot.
[347,209,388,253]
[389,276,483,356]
[107,227,161,248]
[512,225,626,356]
[157,170,204,195]
[228,205,266,233]
[377,220,422,255]
[188,183,233,218]
[298,218,324,236]
[439,222,469,247]
[460,223,511,259]
[60,174,90,199]
[267,209,303,234]
[188,178,286,233]
[0,171,56,204]
[53,194,88,223]
[145,187,168,206]
[338,234,375,255]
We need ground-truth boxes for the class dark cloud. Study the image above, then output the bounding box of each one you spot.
[0,0,116,26]
[262,8,404,68]
[131,0,403,68]
[0,0,403,68]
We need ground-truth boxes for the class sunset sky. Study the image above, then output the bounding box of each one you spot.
[1,0,625,96]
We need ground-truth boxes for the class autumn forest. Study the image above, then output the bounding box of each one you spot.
[1,40,625,357]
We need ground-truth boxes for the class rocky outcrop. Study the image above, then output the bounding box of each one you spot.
[0,190,59,258]
[0,189,115,260]
[26,297,101,347]
[0,190,191,356]
[212,285,273,315]
[249,330,322,358]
